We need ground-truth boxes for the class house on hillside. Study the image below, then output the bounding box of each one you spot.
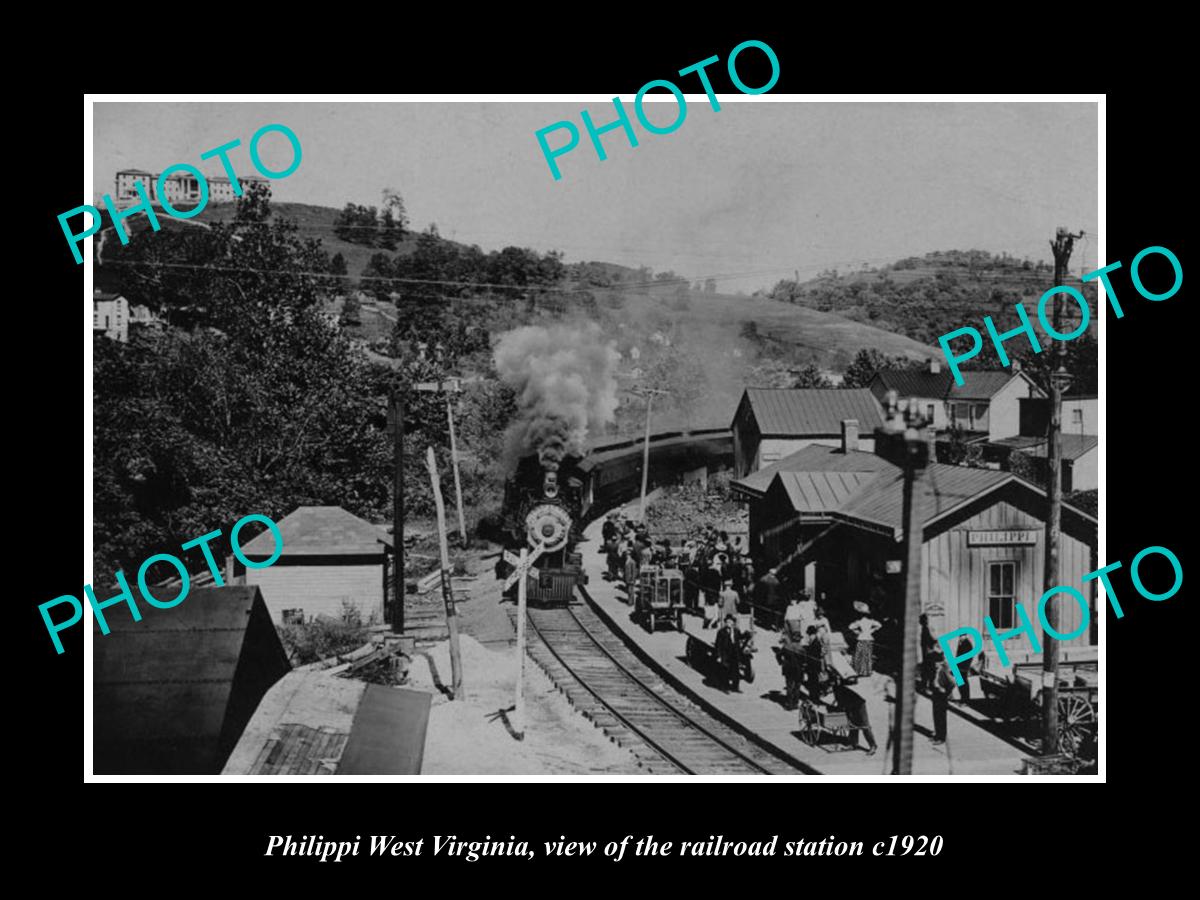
[735,433,1098,664]
[869,360,1044,441]
[731,388,883,477]
[94,289,159,342]
[1019,394,1098,438]
[235,505,394,626]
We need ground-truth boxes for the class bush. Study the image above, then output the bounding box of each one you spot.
[278,600,370,665]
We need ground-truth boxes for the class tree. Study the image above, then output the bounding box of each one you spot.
[704,278,717,293]
[340,292,363,327]
[790,364,830,388]
[378,209,399,250]
[841,348,891,388]
[94,187,391,583]
[329,252,348,276]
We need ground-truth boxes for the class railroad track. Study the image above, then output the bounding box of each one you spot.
[512,600,804,775]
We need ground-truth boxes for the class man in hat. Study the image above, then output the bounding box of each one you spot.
[929,645,955,744]
[848,603,882,677]
[715,614,743,692]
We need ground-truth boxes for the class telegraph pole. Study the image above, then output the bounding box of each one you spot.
[631,387,668,522]
[387,391,405,634]
[874,391,930,775]
[1042,227,1083,755]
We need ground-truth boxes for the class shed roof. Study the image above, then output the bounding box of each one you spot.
[735,388,883,437]
[238,505,393,558]
[988,433,1099,461]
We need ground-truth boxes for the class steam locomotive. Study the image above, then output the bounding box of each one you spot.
[496,452,587,605]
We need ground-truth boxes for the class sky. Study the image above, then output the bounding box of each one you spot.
[93,99,1099,295]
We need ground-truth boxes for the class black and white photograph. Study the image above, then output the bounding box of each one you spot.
[80,97,1104,779]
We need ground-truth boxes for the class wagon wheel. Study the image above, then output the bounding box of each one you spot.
[1058,693,1097,757]
[799,702,820,745]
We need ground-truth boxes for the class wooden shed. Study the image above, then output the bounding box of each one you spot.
[93,585,291,774]
[236,506,393,627]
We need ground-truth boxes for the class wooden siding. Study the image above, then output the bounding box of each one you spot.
[921,499,1094,654]
[246,561,385,625]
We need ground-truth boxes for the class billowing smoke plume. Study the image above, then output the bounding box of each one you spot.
[494,324,619,471]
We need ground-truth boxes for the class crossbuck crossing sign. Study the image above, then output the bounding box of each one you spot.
[502,544,545,592]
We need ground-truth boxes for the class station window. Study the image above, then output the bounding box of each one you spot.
[1071,408,1084,427]
[987,561,1016,629]
[282,608,305,625]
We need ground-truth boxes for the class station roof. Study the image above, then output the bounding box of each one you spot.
[731,443,893,499]
[747,444,1096,545]
[238,505,392,558]
[734,388,884,438]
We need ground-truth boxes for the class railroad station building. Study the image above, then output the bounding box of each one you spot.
[733,430,1098,669]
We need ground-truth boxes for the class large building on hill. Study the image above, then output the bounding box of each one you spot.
[114,169,270,206]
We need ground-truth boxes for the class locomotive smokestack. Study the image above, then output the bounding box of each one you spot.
[494,323,619,472]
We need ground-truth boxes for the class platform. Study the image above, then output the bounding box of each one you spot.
[581,509,1027,776]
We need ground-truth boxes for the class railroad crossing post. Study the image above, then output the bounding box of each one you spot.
[503,543,544,741]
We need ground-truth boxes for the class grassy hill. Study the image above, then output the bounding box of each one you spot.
[766,249,1099,346]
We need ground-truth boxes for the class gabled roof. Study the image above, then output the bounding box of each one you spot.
[238,505,392,558]
[873,368,1044,401]
[732,443,893,498]
[734,388,883,437]
[834,464,1014,535]
[743,444,1096,544]
[777,470,875,514]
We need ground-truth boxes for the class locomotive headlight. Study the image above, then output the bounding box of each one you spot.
[525,504,571,552]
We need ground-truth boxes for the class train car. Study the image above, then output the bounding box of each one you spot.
[497,452,587,605]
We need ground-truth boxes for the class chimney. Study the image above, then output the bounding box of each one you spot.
[928,358,941,374]
[841,418,860,454]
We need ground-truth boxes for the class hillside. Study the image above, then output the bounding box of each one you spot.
[765,249,1099,346]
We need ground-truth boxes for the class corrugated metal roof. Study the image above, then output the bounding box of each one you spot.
[777,470,874,513]
[239,505,392,557]
[737,388,883,437]
[731,444,895,497]
[989,434,1098,460]
[874,368,1040,401]
[834,464,1013,534]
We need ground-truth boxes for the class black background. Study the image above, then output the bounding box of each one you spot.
[19,25,1188,886]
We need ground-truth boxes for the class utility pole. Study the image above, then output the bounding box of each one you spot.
[1042,226,1083,756]
[387,391,405,634]
[631,386,668,521]
[874,391,930,775]
[446,388,467,544]
[426,447,464,699]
